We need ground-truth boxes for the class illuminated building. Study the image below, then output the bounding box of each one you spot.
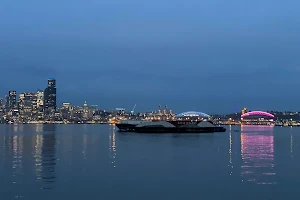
[242,108,247,115]
[35,90,44,119]
[71,106,84,121]
[176,111,210,118]
[47,79,56,88]
[83,101,89,119]
[7,90,17,110]
[44,79,57,119]
[241,111,275,125]
[19,92,37,120]
[62,103,71,111]
[61,103,72,120]
[88,105,97,120]
[0,98,3,116]
[175,111,210,121]
[36,90,44,108]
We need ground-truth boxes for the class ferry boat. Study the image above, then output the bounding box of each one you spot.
[116,120,226,133]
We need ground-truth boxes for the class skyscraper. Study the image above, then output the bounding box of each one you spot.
[8,91,17,110]
[35,90,44,120]
[83,101,89,119]
[19,92,37,120]
[47,79,56,88]
[44,79,57,119]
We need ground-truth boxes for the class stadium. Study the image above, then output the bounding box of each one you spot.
[175,111,211,120]
[241,111,275,125]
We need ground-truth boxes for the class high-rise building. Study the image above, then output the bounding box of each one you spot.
[61,103,71,120]
[7,91,17,110]
[36,90,44,108]
[35,90,44,120]
[83,101,89,119]
[19,92,37,120]
[62,103,71,111]
[0,98,3,117]
[47,79,56,88]
[44,79,57,119]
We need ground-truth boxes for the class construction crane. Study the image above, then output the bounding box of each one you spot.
[165,105,169,115]
[158,104,163,115]
[131,104,136,115]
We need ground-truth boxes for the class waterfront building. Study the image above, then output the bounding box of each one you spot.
[62,103,71,112]
[0,98,4,121]
[242,108,247,115]
[36,90,44,108]
[44,79,57,120]
[89,105,98,118]
[83,101,89,119]
[35,90,44,120]
[61,103,72,120]
[19,92,37,120]
[241,111,275,125]
[71,106,84,121]
[7,91,17,110]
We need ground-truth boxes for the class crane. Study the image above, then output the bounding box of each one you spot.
[158,104,163,115]
[165,105,169,114]
[131,104,136,115]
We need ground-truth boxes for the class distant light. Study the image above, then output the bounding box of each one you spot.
[241,111,274,118]
[175,111,210,118]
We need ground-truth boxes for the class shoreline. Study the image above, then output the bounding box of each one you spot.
[0,122,115,125]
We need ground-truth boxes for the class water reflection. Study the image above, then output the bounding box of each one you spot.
[2,124,57,190]
[288,127,294,157]
[109,125,117,168]
[12,135,24,184]
[228,131,233,176]
[37,125,56,189]
[240,125,276,184]
[290,134,293,154]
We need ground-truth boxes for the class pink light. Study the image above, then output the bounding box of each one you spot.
[241,111,274,118]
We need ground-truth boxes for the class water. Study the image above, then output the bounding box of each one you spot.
[0,124,300,199]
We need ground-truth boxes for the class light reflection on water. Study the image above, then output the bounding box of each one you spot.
[2,125,57,191]
[1,124,300,199]
[240,125,276,184]
[228,131,233,176]
[109,125,117,168]
[37,125,56,190]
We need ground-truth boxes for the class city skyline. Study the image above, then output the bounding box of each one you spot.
[1,0,300,113]
[1,79,300,114]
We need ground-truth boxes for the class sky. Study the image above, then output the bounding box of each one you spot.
[0,0,300,114]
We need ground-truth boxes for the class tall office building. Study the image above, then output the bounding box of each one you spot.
[8,91,17,110]
[44,79,57,119]
[19,92,37,119]
[61,103,71,120]
[47,79,56,88]
[0,98,3,117]
[83,101,89,119]
[35,90,44,119]
[36,90,44,108]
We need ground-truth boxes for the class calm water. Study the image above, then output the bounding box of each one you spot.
[0,124,300,199]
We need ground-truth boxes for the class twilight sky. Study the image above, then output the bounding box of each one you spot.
[0,0,299,113]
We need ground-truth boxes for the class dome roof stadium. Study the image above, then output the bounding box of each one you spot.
[241,111,274,118]
[175,111,210,118]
